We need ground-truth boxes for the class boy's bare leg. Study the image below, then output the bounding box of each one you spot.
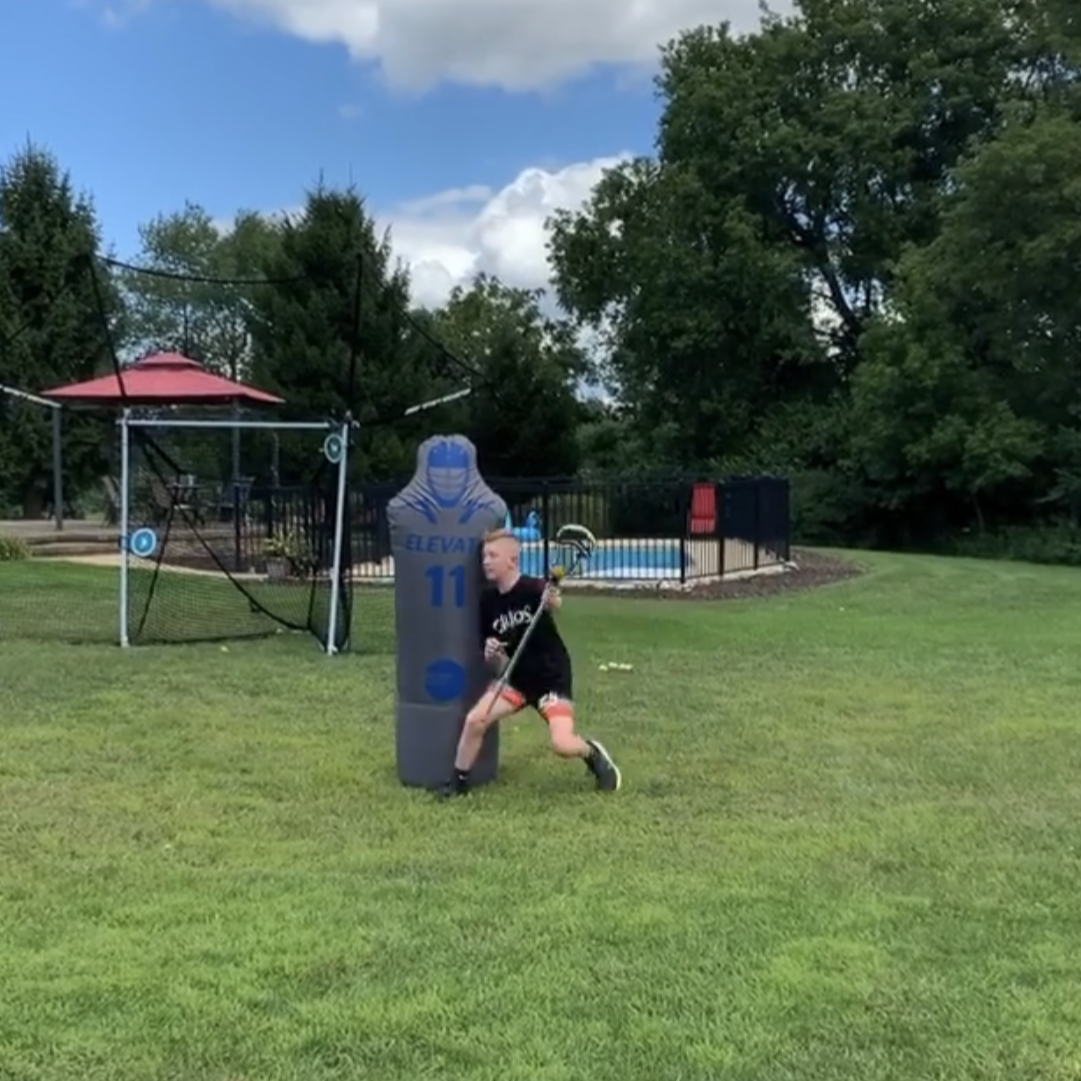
[437,686,521,797]
[540,695,621,792]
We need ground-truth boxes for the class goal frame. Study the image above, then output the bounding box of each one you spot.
[117,409,353,654]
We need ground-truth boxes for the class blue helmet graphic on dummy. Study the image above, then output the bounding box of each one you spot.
[398,435,502,524]
[426,438,472,509]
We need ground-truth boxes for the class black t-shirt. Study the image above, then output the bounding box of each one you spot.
[479,574,572,700]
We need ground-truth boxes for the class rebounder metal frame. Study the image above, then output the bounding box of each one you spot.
[116,410,353,653]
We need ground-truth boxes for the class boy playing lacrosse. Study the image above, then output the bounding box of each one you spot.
[437,528,622,798]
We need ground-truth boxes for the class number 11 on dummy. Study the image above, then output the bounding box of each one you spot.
[425,563,466,608]
[385,435,508,789]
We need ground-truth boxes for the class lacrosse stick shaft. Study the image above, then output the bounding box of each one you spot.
[484,546,588,717]
[489,578,554,699]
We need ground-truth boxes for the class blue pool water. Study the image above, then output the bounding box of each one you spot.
[519,540,687,579]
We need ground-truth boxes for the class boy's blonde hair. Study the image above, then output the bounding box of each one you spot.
[481,528,521,556]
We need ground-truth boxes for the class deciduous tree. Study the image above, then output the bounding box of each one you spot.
[430,274,586,478]
[119,201,280,379]
[853,104,1081,535]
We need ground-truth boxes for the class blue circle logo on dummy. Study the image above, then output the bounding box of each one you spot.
[423,658,465,702]
[129,527,157,558]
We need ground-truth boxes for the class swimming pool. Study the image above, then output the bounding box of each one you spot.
[519,539,688,580]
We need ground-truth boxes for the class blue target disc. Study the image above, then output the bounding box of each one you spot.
[323,433,344,464]
[130,527,157,558]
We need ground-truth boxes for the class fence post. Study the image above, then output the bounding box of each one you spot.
[541,482,551,577]
[781,478,792,561]
[263,485,274,554]
[716,481,724,578]
[680,480,688,585]
[753,479,762,570]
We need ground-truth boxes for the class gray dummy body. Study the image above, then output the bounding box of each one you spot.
[386,434,507,788]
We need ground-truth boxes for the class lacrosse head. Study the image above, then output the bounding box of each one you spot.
[554,523,597,563]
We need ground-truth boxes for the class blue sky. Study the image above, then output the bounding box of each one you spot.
[0,0,773,306]
[0,0,677,291]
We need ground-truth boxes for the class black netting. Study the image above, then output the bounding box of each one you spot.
[0,243,492,653]
[123,426,352,650]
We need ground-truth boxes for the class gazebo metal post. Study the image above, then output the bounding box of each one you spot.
[0,383,64,530]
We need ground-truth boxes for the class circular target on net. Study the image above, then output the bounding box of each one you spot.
[130,527,157,559]
[322,433,344,464]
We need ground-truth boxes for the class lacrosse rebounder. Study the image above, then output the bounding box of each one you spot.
[387,434,508,789]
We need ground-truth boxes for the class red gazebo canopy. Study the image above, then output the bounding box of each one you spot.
[41,351,284,407]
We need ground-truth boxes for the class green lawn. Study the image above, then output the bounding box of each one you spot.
[0,559,391,651]
[1,550,1080,1080]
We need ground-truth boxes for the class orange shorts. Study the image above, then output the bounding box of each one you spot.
[490,683,574,722]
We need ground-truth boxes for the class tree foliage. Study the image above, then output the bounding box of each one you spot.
[246,183,461,482]
[430,274,586,478]
[0,144,119,517]
[852,103,1081,536]
[119,202,281,377]
[548,0,1081,552]
[6,0,1081,565]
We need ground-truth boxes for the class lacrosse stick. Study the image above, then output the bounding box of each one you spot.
[485,522,597,713]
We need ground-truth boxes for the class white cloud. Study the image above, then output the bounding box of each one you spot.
[376,155,630,307]
[213,157,625,307]
[200,0,788,91]
[208,158,625,397]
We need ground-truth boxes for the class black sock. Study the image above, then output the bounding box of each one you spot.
[454,767,470,786]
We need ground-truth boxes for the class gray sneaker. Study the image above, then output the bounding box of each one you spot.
[585,739,621,792]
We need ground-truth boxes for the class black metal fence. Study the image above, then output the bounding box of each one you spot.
[348,474,790,585]
[140,474,789,587]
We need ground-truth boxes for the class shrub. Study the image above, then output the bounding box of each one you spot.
[0,535,30,562]
[788,468,868,547]
[947,521,1081,566]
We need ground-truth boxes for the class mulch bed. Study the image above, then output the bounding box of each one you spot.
[570,547,865,602]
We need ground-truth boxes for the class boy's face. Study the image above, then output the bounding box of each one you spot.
[481,536,519,580]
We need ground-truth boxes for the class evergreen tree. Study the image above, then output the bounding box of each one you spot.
[247,183,438,481]
[0,143,119,517]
